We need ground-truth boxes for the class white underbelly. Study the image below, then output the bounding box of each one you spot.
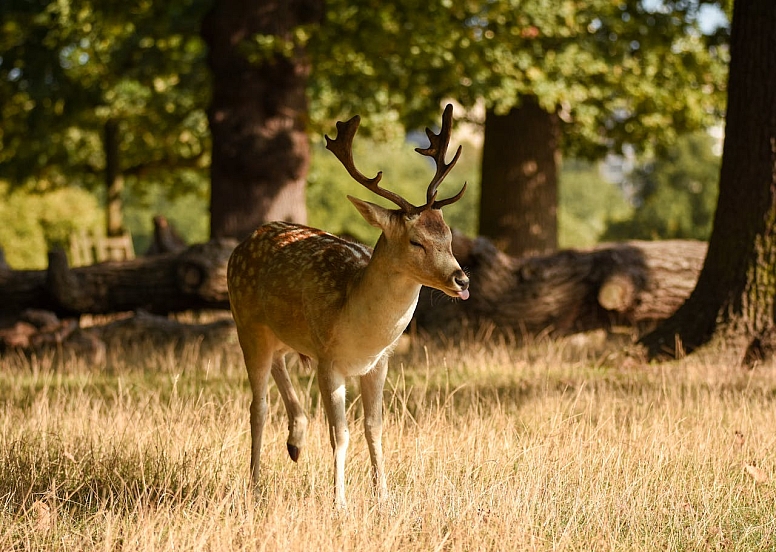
[330,340,396,377]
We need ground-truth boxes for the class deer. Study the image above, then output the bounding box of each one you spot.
[227,104,469,509]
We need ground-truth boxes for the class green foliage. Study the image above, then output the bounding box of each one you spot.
[0,178,208,268]
[603,131,721,240]
[0,0,211,195]
[307,132,480,244]
[308,0,729,158]
[0,182,102,268]
[558,159,632,248]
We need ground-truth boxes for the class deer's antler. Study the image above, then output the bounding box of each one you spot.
[325,116,415,213]
[415,104,467,210]
[326,104,466,214]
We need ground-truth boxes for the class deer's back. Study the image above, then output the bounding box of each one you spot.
[227,222,372,352]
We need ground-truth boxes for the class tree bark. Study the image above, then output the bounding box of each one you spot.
[0,309,236,363]
[202,0,323,241]
[479,96,560,257]
[639,0,776,365]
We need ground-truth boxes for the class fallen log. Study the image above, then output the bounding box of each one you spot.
[0,235,706,355]
[0,239,237,319]
[0,308,236,363]
[413,234,707,337]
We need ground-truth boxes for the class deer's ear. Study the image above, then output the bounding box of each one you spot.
[348,196,393,230]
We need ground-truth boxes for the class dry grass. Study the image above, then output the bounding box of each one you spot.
[0,331,774,551]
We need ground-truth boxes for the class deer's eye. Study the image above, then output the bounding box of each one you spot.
[409,239,424,250]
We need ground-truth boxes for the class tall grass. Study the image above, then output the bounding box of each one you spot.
[0,333,773,550]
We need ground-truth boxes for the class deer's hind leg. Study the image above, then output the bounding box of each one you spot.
[235,324,276,491]
[271,354,308,462]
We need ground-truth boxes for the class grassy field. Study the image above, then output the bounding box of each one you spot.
[0,330,774,551]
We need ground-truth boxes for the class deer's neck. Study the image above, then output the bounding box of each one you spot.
[343,235,421,344]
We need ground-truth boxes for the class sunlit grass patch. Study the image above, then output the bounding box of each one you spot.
[0,334,774,550]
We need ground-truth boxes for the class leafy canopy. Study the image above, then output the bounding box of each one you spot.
[0,0,730,260]
[307,0,728,157]
[0,0,211,193]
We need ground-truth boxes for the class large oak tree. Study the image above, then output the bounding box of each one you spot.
[640,0,776,365]
[202,0,323,240]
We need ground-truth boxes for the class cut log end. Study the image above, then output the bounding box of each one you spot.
[598,273,637,312]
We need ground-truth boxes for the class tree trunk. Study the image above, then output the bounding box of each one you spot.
[201,0,323,241]
[640,0,776,365]
[0,309,236,364]
[104,119,124,237]
[479,96,560,257]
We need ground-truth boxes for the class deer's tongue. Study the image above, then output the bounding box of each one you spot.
[458,289,470,301]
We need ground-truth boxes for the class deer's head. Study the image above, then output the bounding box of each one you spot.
[326,104,470,300]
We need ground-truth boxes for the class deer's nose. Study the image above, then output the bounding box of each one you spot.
[454,272,469,290]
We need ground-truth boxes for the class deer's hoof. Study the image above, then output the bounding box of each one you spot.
[287,443,300,462]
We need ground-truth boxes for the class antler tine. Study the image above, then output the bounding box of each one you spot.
[325,115,415,212]
[432,181,467,209]
[414,104,465,209]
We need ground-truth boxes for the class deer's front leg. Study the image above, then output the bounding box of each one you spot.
[318,363,349,509]
[360,356,388,502]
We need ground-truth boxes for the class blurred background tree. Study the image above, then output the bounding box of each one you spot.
[202,0,323,240]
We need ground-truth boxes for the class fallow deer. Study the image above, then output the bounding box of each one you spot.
[227,104,469,509]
